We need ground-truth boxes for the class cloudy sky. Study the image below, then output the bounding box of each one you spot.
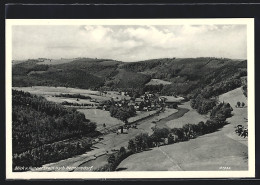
[12,24,247,62]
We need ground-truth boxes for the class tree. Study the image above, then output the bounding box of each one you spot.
[237,101,241,107]
[151,128,169,143]
[167,134,175,144]
[128,139,136,153]
[241,102,245,107]
[119,147,126,155]
[171,128,185,141]
[107,154,116,164]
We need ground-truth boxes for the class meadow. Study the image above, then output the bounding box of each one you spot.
[78,109,124,131]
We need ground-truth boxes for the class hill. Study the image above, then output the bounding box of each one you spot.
[12,90,98,170]
[12,57,247,96]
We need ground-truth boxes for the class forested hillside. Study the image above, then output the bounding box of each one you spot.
[12,90,97,170]
[121,57,247,97]
[12,57,247,97]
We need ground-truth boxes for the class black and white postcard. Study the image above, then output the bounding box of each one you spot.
[5,18,255,179]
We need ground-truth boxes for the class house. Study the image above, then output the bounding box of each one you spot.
[102,105,107,110]
[134,105,139,110]
[117,127,128,134]
[160,96,184,108]
[135,98,143,105]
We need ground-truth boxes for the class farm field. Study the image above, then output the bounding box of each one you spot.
[117,88,248,171]
[12,86,113,103]
[45,96,93,104]
[78,109,124,131]
[13,86,132,102]
[13,86,99,96]
[102,91,131,101]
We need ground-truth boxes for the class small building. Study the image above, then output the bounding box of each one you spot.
[135,98,143,105]
[128,102,135,106]
[117,127,128,134]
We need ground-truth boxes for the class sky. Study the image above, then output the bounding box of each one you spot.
[12,24,247,62]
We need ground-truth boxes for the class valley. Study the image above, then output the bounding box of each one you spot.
[117,87,248,171]
[11,57,248,172]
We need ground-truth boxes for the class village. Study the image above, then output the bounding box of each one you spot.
[80,90,185,134]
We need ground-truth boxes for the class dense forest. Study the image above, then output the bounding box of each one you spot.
[12,57,247,96]
[189,75,243,114]
[12,90,97,170]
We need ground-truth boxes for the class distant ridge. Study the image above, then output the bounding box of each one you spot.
[12,57,247,96]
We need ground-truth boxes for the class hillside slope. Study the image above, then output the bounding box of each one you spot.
[12,57,247,96]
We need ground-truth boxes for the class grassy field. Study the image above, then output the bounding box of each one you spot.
[128,110,158,123]
[146,79,172,86]
[117,132,248,171]
[218,87,248,146]
[44,96,95,105]
[100,91,131,101]
[165,102,208,129]
[13,86,99,95]
[219,87,247,107]
[13,86,133,102]
[117,87,248,171]
[12,86,113,103]
[78,109,124,131]
[39,58,74,65]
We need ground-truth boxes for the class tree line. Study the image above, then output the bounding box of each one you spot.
[55,93,91,99]
[190,76,242,114]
